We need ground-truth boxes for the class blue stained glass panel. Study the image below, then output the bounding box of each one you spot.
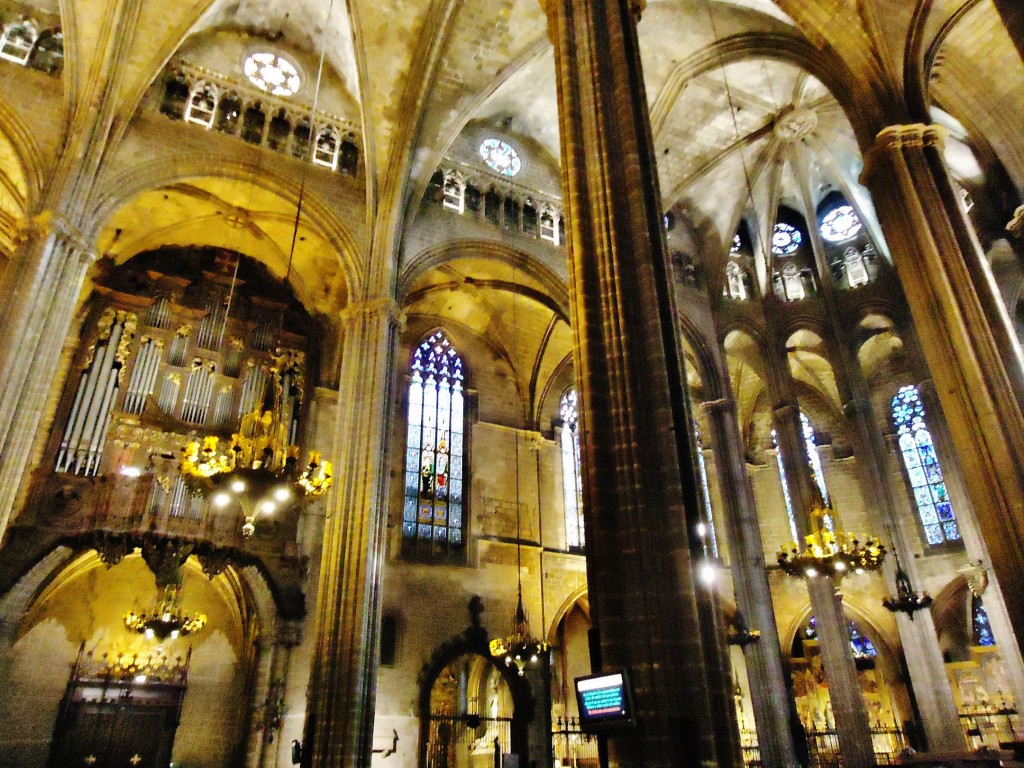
[972,597,996,646]
[403,522,417,537]
[908,467,927,487]
[894,385,960,545]
[404,331,466,550]
[561,389,586,549]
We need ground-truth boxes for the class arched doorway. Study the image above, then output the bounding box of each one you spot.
[418,627,533,768]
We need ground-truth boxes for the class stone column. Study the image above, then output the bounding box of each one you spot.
[0,213,98,540]
[705,398,800,767]
[304,298,401,768]
[841,397,966,751]
[862,124,1024,666]
[773,404,876,768]
[992,0,1024,63]
[541,1,734,765]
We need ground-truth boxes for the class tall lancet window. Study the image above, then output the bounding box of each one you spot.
[801,412,830,507]
[771,429,799,543]
[559,388,584,550]
[772,412,831,541]
[694,427,719,558]
[403,331,465,549]
[892,384,960,545]
[57,310,137,476]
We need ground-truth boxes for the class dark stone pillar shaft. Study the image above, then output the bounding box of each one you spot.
[542,1,734,765]
[705,398,800,767]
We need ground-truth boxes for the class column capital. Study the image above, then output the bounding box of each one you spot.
[538,0,646,39]
[14,210,95,257]
[338,297,403,331]
[702,397,737,415]
[861,123,947,183]
[841,397,873,418]
[771,401,801,420]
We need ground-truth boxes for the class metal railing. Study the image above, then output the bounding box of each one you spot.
[959,707,1023,750]
[552,717,599,768]
[740,724,908,768]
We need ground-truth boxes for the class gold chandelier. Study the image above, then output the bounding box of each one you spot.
[180,366,332,537]
[489,584,548,676]
[124,584,207,642]
[777,483,885,580]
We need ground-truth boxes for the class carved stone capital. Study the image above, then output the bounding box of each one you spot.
[339,297,403,331]
[863,124,947,183]
[14,210,96,258]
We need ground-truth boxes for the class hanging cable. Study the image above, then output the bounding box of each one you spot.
[285,0,336,281]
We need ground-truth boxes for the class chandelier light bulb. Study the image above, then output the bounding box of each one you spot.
[212,492,231,508]
[273,486,291,502]
[696,522,707,538]
[700,560,716,585]
[230,479,246,493]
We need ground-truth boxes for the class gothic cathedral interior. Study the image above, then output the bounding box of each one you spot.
[0,1,1023,767]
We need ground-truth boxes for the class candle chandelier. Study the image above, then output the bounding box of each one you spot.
[488,269,547,676]
[882,555,933,618]
[124,583,207,642]
[180,353,332,537]
[777,480,886,580]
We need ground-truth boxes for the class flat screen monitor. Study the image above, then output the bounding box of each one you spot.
[574,670,635,732]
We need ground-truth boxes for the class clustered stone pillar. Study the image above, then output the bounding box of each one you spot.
[0,213,98,539]
[772,404,876,768]
[840,397,966,751]
[304,298,401,768]
[704,398,800,768]
[541,0,734,765]
[796,144,966,750]
[862,124,1024,668]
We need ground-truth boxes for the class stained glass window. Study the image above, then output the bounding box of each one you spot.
[773,413,832,539]
[801,413,830,507]
[243,52,301,96]
[559,389,584,550]
[772,223,803,256]
[802,616,877,659]
[848,623,877,660]
[892,385,960,546]
[403,331,465,549]
[772,428,799,543]
[479,138,522,177]
[726,261,747,300]
[820,205,863,243]
[695,427,719,558]
[730,234,742,254]
[972,595,996,647]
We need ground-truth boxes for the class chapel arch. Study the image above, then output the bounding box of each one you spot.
[0,546,277,768]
